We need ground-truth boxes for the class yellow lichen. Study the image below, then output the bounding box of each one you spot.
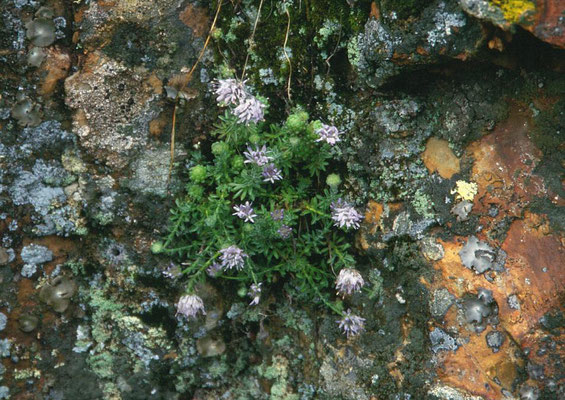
[490,0,535,23]
[451,180,478,202]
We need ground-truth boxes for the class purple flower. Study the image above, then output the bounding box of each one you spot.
[262,164,282,183]
[176,294,206,319]
[233,96,265,125]
[337,309,365,337]
[270,208,284,221]
[331,198,363,230]
[248,283,262,306]
[219,245,248,271]
[206,262,222,277]
[233,201,257,223]
[277,224,293,239]
[213,78,247,106]
[335,268,365,296]
[315,124,343,146]
[243,145,272,166]
[162,262,181,279]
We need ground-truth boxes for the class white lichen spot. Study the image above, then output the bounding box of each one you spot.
[427,2,466,47]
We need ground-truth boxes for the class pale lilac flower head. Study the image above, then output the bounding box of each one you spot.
[214,78,247,106]
[337,309,365,337]
[335,268,365,296]
[233,201,257,223]
[162,262,181,279]
[176,294,206,319]
[219,245,248,270]
[331,198,363,230]
[277,224,293,239]
[234,96,265,125]
[206,262,222,277]
[244,145,272,166]
[262,164,282,183]
[315,124,343,146]
[270,208,284,221]
[248,282,262,306]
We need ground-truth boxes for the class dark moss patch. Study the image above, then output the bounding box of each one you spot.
[379,0,436,20]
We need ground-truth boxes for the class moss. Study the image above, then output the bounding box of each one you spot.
[276,304,314,335]
[88,353,115,379]
[346,35,362,69]
[13,368,41,380]
[411,188,435,219]
[208,357,230,379]
[174,370,196,393]
[259,355,299,400]
[65,260,86,275]
[212,1,370,120]
[379,0,435,20]
[531,98,565,156]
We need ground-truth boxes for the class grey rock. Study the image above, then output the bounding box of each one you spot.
[0,339,11,357]
[519,384,540,400]
[507,294,520,310]
[26,18,56,47]
[430,288,455,319]
[459,236,505,274]
[0,313,6,331]
[430,327,459,353]
[0,248,15,265]
[125,146,181,197]
[485,330,505,353]
[451,200,473,222]
[21,244,53,265]
[21,263,38,278]
[421,237,445,261]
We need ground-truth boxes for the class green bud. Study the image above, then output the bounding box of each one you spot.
[237,286,247,298]
[308,120,323,138]
[288,137,300,147]
[326,173,341,187]
[286,111,309,131]
[211,141,229,155]
[189,165,207,183]
[205,215,217,227]
[151,241,164,254]
[248,133,260,144]
[187,184,204,199]
[232,155,244,169]
[211,27,222,40]
[243,223,254,233]
[310,120,323,131]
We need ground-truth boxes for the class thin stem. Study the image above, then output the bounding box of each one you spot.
[241,0,264,80]
[282,6,292,103]
[305,271,341,315]
[169,0,223,184]
[303,204,329,217]
[185,251,221,290]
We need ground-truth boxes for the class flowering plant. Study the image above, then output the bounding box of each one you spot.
[162,80,366,336]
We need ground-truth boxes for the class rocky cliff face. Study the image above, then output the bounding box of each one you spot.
[0,1,563,399]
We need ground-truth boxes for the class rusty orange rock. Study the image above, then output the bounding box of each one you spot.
[426,103,565,398]
[422,137,461,179]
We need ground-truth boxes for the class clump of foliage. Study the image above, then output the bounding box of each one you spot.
[161,83,366,332]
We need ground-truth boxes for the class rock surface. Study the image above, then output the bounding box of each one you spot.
[0,0,563,399]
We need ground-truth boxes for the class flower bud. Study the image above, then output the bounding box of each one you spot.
[326,173,341,188]
[286,111,309,131]
[211,141,229,155]
[151,241,164,254]
[189,165,207,183]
